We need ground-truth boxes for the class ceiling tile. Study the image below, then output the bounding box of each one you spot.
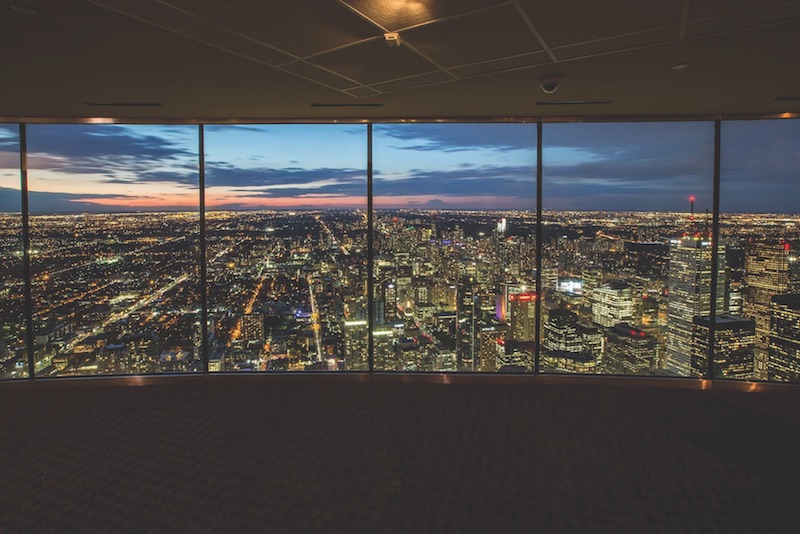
[281,61,361,90]
[369,71,453,92]
[520,0,683,48]
[402,4,542,67]
[309,39,440,85]
[180,20,294,65]
[161,0,238,17]
[450,51,551,78]
[344,87,382,97]
[91,0,195,29]
[688,0,796,20]
[687,4,800,38]
[340,0,510,31]
[553,27,678,61]
[210,0,382,57]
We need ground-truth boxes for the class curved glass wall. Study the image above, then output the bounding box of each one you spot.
[542,122,715,377]
[26,125,201,376]
[1,118,799,382]
[204,125,367,372]
[372,123,537,371]
[0,125,24,378]
[718,119,800,383]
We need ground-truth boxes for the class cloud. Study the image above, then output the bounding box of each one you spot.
[374,123,537,152]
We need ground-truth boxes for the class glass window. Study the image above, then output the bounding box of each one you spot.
[542,122,715,377]
[204,125,367,372]
[719,119,800,382]
[26,125,201,376]
[0,125,25,379]
[373,123,537,371]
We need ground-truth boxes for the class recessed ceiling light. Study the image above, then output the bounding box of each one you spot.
[671,63,689,70]
[10,2,38,15]
[84,101,163,107]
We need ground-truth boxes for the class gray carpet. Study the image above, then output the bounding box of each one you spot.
[2,377,799,532]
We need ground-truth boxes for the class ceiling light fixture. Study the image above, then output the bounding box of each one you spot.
[671,63,689,70]
[539,75,562,94]
[310,103,384,107]
[384,32,401,47]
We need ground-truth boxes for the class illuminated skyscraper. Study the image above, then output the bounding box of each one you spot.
[544,308,581,353]
[343,319,368,371]
[509,293,536,341]
[241,313,264,342]
[604,323,656,375]
[768,294,800,382]
[744,241,789,380]
[692,314,755,379]
[591,282,635,328]
[666,237,725,376]
[457,276,479,371]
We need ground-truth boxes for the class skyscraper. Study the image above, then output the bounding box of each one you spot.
[604,323,656,375]
[692,314,755,379]
[666,237,726,376]
[768,294,800,382]
[744,241,789,380]
[509,293,536,341]
[591,282,635,328]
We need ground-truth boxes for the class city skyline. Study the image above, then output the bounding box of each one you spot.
[0,120,798,213]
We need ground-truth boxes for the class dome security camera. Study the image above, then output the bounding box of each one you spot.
[539,75,562,94]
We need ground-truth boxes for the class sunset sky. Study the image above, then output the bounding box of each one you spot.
[0,120,798,213]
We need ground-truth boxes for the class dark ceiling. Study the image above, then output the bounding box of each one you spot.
[1,0,800,120]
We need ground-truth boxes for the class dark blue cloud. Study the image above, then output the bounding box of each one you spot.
[206,163,365,189]
[375,164,535,199]
[375,123,537,152]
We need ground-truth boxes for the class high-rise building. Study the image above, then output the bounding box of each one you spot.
[768,294,800,382]
[544,308,581,353]
[604,323,656,375]
[509,293,536,341]
[591,282,635,328]
[692,314,755,379]
[666,237,726,376]
[343,319,369,371]
[744,241,789,380]
[457,276,479,371]
[241,313,264,342]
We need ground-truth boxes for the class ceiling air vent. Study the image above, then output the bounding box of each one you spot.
[84,101,163,107]
[310,103,384,108]
[536,100,613,106]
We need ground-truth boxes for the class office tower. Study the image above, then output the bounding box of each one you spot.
[744,241,789,380]
[343,319,369,371]
[604,323,656,375]
[373,325,399,371]
[497,281,527,321]
[666,237,726,376]
[591,282,635,327]
[578,323,604,359]
[478,323,506,372]
[542,351,597,374]
[544,308,581,353]
[457,276,479,371]
[241,313,264,342]
[542,267,559,293]
[692,314,755,379]
[509,293,536,341]
[768,294,800,382]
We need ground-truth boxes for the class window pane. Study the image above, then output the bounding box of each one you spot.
[719,119,800,382]
[0,125,25,379]
[373,123,537,372]
[26,125,200,376]
[542,122,715,377]
[204,125,367,372]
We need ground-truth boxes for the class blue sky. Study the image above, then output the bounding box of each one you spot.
[0,119,798,213]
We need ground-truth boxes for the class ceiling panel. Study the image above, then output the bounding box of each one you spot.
[520,0,684,48]
[280,61,361,90]
[402,4,541,67]
[688,0,799,20]
[686,3,800,38]
[553,26,678,61]
[450,51,551,78]
[161,0,239,17]
[179,20,294,65]
[340,0,511,31]
[343,86,382,98]
[309,39,440,85]
[210,0,381,58]
[369,71,453,93]
[90,0,195,29]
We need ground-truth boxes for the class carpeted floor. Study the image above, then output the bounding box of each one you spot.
[2,376,799,533]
